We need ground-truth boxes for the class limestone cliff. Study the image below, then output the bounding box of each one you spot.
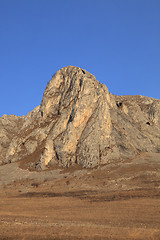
[1,66,160,169]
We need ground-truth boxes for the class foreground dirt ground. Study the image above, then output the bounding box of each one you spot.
[0,153,160,240]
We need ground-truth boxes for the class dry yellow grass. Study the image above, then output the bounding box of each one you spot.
[0,153,160,240]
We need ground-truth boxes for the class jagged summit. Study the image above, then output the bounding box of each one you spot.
[0,66,160,169]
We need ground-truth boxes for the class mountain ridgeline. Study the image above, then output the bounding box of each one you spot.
[1,66,160,170]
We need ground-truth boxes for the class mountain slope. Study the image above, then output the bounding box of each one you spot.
[1,66,160,169]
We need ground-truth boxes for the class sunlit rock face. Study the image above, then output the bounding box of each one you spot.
[39,66,114,168]
[1,66,160,169]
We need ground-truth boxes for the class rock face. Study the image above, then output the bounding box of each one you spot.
[1,66,160,169]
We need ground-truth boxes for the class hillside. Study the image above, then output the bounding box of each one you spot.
[1,66,160,169]
[0,66,160,240]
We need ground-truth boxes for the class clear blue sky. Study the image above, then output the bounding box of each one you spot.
[0,0,160,117]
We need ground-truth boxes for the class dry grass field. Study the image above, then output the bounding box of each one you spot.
[0,152,160,240]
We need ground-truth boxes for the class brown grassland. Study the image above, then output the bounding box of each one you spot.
[0,152,160,240]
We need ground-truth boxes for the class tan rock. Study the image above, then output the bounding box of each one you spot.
[1,66,160,169]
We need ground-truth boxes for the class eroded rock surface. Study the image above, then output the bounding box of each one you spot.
[1,66,160,169]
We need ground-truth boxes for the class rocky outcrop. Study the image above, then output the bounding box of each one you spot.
[1,66,160,169]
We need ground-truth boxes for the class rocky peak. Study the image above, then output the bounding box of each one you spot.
[0,66,160,170]
[39,66,113,168]
[40,66,112,119]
